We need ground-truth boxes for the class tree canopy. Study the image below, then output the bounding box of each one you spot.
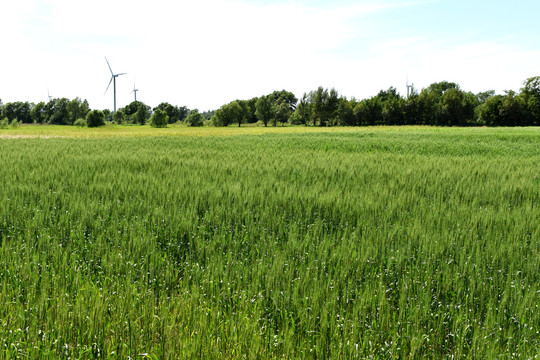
[1,76,540,128]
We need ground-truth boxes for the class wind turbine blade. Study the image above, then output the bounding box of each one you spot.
[117,73,127,76]
[105,77,113,95]
[105,57,114,75]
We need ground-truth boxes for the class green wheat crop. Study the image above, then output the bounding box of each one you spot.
[0,126,539,358]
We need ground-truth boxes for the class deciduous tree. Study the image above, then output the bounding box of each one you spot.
[150,108,168,128]
[86,110,105,127]
[255,96,272,127]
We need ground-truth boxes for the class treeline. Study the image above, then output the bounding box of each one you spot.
[212,77,540,127]
[0,98,200,128]
[1,76,539,127]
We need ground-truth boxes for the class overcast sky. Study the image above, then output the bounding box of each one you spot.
[1,0,539,111]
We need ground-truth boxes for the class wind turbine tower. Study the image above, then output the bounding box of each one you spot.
[47,89,52,102]
[104,57,127,112]
[131,83,139,102]
[406,77,413,98]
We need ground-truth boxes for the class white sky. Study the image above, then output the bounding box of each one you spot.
[1,0,539,111]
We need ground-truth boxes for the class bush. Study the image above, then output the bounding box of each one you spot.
[86,110,105,127]
[113,110,125,124]
[0,117,9,129]
[10,118,20,128]
[185,111,204,127]
[150,109,168,128]
[74,118,87,127]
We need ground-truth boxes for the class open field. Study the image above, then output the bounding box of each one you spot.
[0,123,402,138]
[0,126,539,358]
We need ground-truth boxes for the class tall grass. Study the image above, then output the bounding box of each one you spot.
[0,127,539,358]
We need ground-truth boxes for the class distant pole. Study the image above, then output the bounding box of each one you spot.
[406,77,413,99]
[131,84,139,102]
[113,77,117,112]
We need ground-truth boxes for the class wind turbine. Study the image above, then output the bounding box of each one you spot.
[104,57,126,112]
[130,83,139,102]
[406,76,413,98]
[47,89,52,102]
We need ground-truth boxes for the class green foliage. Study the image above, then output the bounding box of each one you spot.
[308,87,340,126]
[123,101,151,125]
[74,118,87,127]
[255,96,272,127]
[102,109,112,122]
[86,109,105,127]
[354,97,383,125]
[498,90,527,126]
[212,101,243,127]
[112,109,125,124]
[0,128,538,358]
[235,100,252,127]
[184,110,204,127]
[31,101,48,124]
[201,110,215,120]
[47,98,70,125]
[291,93,311,125]
[150,108,169,128]
[10,118,20,128]
[0,117,8,129]
[66,97,90,125]
[154,102,190,123]
[2,101,32,123]
[521,76,540,125]
[4,76,540,129]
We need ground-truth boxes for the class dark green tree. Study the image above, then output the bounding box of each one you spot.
[154,103,189,123]
[312,87,328,126]
[521,76,540,125]
[3,102,32,123]
[336,97,355,126]
[185,110,205,127]
[478,95,504,126]
[86,110,105,127]
[437,88,477,126]
[236,100,252,127]
[125,101,151,125]
[290,93,311,125]
[150,109,168,128]
[476,90,496,105]
[31,102,48,124]
[47,98,70,125]
[66,98,90,125]
[112,109,125,124]
[212,101,242,127]
[382,96,405,125]
[255,96,273,127]
[274,101,292,126]
[353,97,382,126]
[499,91,527,126]
[246,97,259,123]
[269,90,298,112]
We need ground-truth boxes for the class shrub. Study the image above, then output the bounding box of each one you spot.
[185,111,204,127]
[86,110,105,127]
[113,110,125,124]
[10,118,20,128]
[150,109,168,128]
[74,118,87,127]
[0,117,9,129]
